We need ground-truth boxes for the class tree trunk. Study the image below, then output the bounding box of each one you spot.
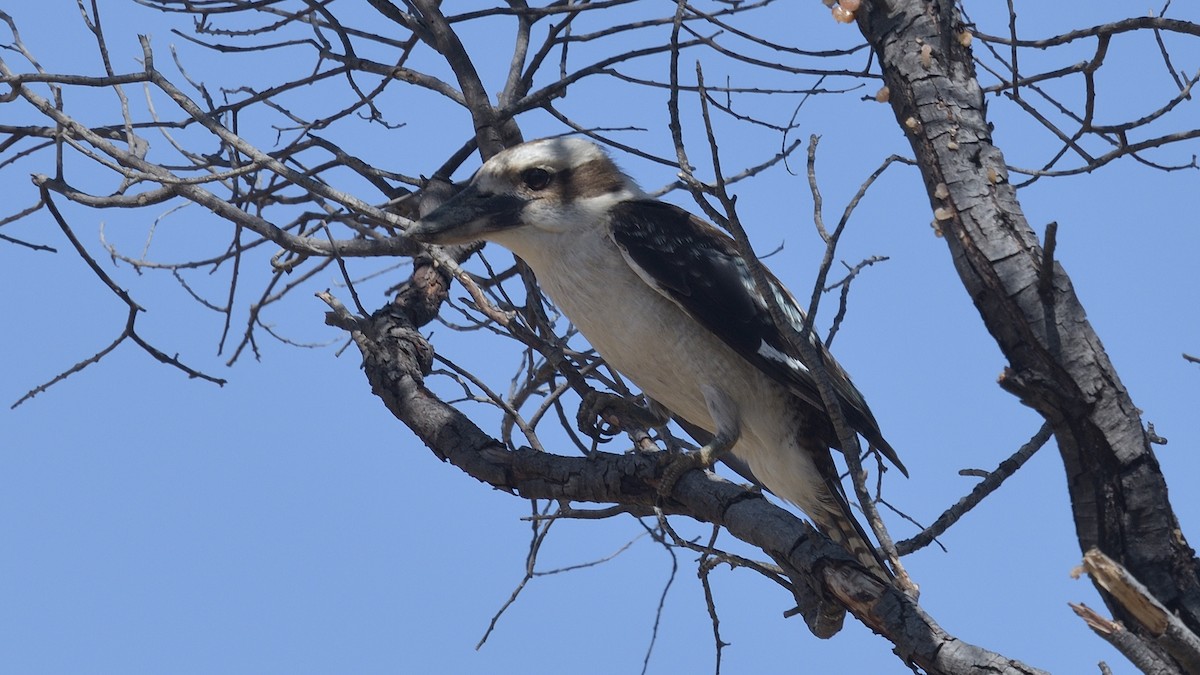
[858,0,1200,641]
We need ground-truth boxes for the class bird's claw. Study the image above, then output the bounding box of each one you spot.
[576,390,621,442]
[576,390,664,444]
[658,445,721,497]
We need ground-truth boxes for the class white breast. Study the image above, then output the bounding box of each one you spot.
[494,224,829,517]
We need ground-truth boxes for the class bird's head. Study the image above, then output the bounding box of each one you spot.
[408,137,643,249]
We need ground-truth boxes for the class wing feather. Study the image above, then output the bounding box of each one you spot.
[607,199,906,476]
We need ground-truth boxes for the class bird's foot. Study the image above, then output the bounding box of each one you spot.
[657,443,724,497]
[576,390,667,446]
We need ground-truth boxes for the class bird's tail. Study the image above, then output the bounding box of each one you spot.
[812,490,893,582]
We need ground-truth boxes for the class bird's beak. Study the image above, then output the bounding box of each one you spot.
[408,184,527,245]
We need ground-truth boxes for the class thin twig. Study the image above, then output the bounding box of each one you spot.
[896,423,1053,555]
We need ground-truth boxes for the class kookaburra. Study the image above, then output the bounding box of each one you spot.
[409,137,906,576]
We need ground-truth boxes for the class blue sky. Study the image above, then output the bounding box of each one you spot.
[2,2,1198,673]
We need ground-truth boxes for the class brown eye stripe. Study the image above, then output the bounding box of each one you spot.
[552,160,626,200]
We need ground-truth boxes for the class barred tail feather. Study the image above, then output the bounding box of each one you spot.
[813,493,893,581]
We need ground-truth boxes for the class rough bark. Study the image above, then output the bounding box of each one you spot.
[857,0,1200,646]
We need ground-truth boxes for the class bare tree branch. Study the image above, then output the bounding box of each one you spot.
[5,2,1198,672]
[896,423,1053,555]
[860,1,1200,667]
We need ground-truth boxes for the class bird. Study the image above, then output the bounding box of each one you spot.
[408,137,906,578]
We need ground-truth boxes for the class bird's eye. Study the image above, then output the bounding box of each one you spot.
[522,167,553,191]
